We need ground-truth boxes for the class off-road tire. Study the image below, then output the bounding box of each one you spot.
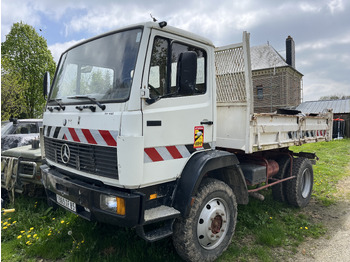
[271,155,291,202]
[286,157,313,208]
[172,178,237,262]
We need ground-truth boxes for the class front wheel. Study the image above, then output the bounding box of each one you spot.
[173,178,237,262]
[286,157,314,208]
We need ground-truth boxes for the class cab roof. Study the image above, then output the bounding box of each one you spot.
[65,21,214,54]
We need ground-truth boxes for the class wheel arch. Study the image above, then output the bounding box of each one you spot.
[173,150,248,218]
[207,164,249,206]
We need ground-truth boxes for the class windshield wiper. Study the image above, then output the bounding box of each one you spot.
[47,99,66,112]
[54,99,66,111]
[67,95,106,111]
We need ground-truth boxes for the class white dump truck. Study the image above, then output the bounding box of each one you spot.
[41,21,332,261]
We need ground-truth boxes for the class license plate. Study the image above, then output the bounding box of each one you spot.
[56,194,76,212]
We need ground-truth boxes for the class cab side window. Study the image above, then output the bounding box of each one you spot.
[149,37,169,97]
[171,42,206,94]
[148,36,206,98]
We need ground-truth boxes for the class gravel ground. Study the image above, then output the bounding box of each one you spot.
[290,175,350,262]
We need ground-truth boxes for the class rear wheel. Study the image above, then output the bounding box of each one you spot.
[286,157,313,207]
[173,178,237,262]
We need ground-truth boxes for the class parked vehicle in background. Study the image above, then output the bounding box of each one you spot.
[1,118,42,151]
[1,141,43,203]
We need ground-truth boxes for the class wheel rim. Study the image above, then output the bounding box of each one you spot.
[301,168,312,198]
[197,197,229,250]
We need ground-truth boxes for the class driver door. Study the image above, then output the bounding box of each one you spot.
[140,30,214,184]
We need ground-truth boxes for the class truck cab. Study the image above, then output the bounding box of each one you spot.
[41,21,218,228]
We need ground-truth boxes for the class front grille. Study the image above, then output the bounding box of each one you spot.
[20,163,35,175]
[44,137,118,179]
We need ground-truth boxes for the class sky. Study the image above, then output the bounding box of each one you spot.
[1,0,350,102]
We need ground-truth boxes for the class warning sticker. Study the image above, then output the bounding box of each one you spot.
[194,126,204,148]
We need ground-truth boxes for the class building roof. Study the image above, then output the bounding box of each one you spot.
[296,99,350,114]
[250,44,288,71]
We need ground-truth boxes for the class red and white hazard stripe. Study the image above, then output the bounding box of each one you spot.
[316,130,326,136]
[45,126,118,147]
[45,125,210,163]
[144,145,192,163]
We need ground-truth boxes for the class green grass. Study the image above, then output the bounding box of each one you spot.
[290,139,350,205]
[1,196,182,262]
[2,139,350,262]
[217,193,327,261]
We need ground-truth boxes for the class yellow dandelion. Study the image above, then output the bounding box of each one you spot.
[33,234,38,238]
[48,233,51,236]
[3,226,8,229]
[27,235,31,238]
[21,230,25,234]
[300,227,303,229]
[60,220,64,224]
[12,221,17,224]
[8,218,11,220]
[81,240,84,243]
[305,227,308,230]
[3,222,8,226]
[30,227,34,231]
[269,217,273,219]
[17,235,22,239]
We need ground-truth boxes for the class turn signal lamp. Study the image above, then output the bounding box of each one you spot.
[116,197,125,215]
[149,193,157,200]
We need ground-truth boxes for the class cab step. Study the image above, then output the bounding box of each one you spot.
[144,205,180,224]
[135,219,174,242]
[135,205,181,242]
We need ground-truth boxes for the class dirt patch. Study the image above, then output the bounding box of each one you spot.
[335,175,350,200]
[289,173,350,262]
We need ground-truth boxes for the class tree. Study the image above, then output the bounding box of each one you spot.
[1,56,28,120]
[1,22,56,119]
[319,94,350,100]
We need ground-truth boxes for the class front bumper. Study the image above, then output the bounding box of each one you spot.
[1,156,42,192]
[40,164,142,227]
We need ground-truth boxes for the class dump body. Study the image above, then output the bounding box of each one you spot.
[214,33,332,153]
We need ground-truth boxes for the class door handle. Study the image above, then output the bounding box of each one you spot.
[200,120,213,125]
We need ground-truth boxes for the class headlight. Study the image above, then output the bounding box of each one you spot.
[100,195,125,215]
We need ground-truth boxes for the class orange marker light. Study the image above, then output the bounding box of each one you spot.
[116,197,125,215]
[149,193,157,200]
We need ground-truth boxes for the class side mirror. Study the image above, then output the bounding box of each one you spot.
[177,51,197,96]
[43,72,50,99]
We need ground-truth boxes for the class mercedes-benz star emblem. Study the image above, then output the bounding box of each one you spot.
[61,144,71,164]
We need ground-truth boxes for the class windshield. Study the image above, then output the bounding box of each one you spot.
[1,121,42,136]
[50,28,142,104]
